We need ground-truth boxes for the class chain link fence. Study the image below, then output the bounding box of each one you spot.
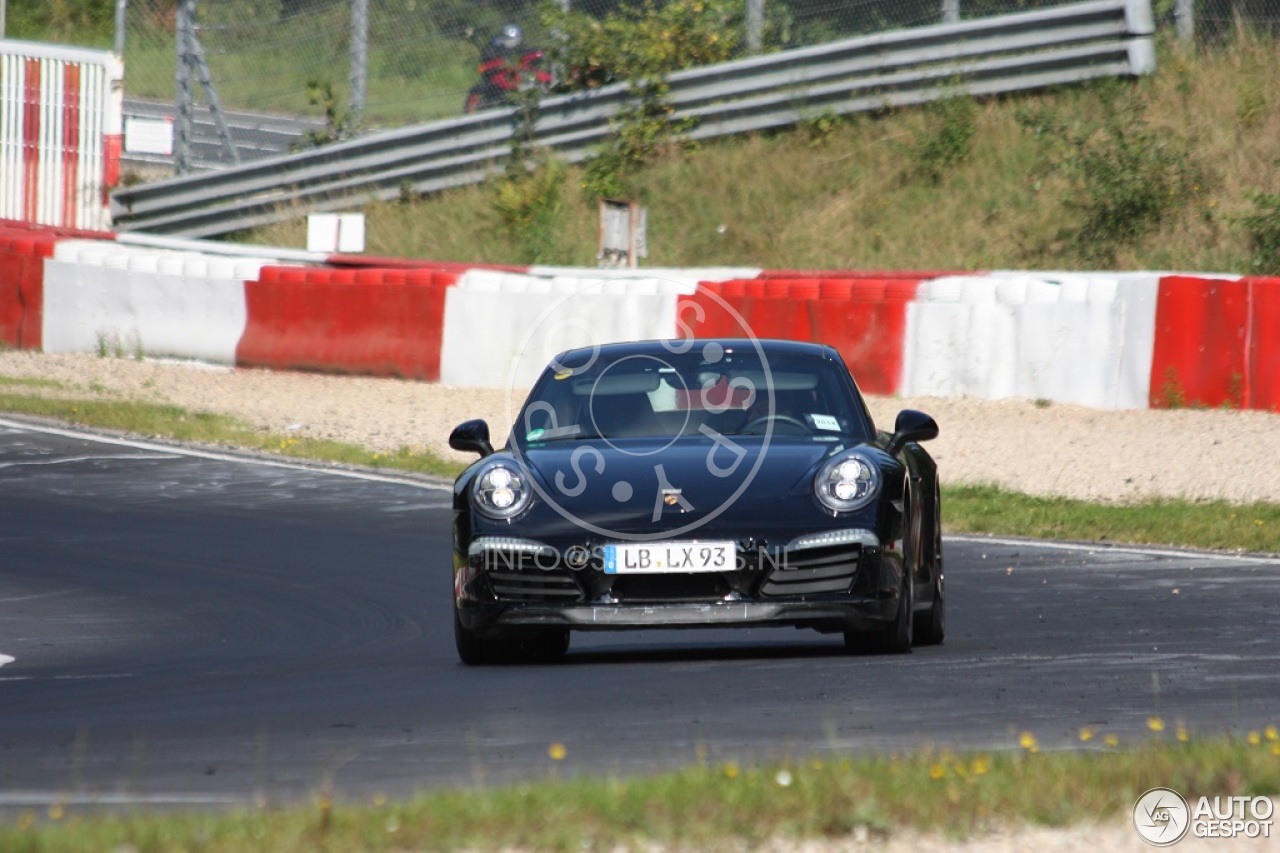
[8,1,1280,129]
[114,0,1098,131]
[8,0,1279,165]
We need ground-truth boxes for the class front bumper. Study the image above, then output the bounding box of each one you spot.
[457,597,898,636]
[454,528,903,637]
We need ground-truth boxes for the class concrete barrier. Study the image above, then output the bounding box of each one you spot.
[901,272,1162,409]
[440,271,699,389]
[4,222,1278,413]
[237,266,457,380]
[0,229,58,349]
[42,241,265,363]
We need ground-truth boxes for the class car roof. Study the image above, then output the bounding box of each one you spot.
[551,338,840,366]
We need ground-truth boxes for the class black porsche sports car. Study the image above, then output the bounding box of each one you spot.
[448,339,942,664]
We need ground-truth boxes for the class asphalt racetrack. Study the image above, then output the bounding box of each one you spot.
[2,418,1278,810]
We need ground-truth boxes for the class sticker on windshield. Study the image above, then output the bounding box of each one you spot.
[809,414,840,431]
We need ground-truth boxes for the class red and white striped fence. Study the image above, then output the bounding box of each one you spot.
[0,40,122,232]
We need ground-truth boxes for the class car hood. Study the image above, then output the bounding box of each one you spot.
[512,436,853,538]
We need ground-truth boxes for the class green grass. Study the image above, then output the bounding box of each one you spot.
[945,484,1280,554]
[0,375,67,391]
[0,391,457,479]
[15,9,479,126]
[3,731,1278,850]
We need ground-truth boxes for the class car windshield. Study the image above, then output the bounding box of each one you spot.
[515,346,869,443]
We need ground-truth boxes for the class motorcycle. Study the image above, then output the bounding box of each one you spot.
[463,31,553,114]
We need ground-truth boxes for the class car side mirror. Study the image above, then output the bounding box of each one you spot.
[885,409,938,456]
[449,419,494,458]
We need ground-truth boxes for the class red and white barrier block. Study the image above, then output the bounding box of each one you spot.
[1,222,1277,413]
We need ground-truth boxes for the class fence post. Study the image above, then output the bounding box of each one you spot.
[175,0,194,175]
[114,0,128,58]
[942,0,960,24]
[350,0,368,127]
[1175,0,1194,42]
[746,0,764,52]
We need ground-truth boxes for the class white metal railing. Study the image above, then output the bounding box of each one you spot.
[0,39,123,231]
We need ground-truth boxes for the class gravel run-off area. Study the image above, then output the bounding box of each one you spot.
[2,350,1279,505]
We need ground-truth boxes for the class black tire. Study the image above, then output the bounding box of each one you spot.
[523,630,571,663]
[914,481,946,646]
[454,608,570,665]
[454,606,505,665]
[846,485,915,655]
[844,572,912,654]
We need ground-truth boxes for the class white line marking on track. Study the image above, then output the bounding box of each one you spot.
[382,502,452,512]
[0,673,133,682]
[0,453,175,469]
[0,791,248,806]
[0,588,82,604]
[0,417,451,492]
[946,534,1280,565]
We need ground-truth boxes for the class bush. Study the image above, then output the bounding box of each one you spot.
[1017,84,1205,266]
[491,157,566,264]
[908,92,977,183]
[1241,193,1280,275]
[542,0,743,200]
[543,0,742,90]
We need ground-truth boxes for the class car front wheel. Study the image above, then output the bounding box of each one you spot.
[454,608,570,665]
[913,482,945,646]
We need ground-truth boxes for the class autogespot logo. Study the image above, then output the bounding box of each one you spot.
[502,278,775,542]
[1134,787,1276,845]
[1134,788,1190,846]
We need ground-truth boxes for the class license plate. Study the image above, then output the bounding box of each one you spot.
[603,541,735,574]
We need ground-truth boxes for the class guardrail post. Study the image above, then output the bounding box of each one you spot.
[942,1,960,24]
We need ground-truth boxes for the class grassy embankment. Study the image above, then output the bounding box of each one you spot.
[242,36,1280,275]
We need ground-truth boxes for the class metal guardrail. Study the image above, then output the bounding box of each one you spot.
[122,98,326,172]
[110,0,1155,238]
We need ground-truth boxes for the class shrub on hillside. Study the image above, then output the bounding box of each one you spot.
[1241,193,1280,275]
[540,0,744,200]
[907,92,978,184]
[1017,84,1206,266]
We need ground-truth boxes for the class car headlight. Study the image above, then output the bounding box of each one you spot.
[814,450,880,513]
[472,460,533,519]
